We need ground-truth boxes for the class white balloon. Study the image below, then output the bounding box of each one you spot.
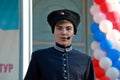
[107,0,119,4]
[93,12,106,23]
[99,20,113,33]
[106,29,120,42]
[111,4,120,15]
[99,57,112,70]
[93,49,106,60]
[106,67,119,80]
[112,41,120,52]
[90,4,101,16]
[91,41,100,51]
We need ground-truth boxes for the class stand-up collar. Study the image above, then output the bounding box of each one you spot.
[54,42,72,52]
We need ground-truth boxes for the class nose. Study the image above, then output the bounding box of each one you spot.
[61,28,67,35]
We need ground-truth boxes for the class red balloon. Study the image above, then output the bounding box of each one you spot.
[94,66,105,78]
[100,1,112,13]
[113,22,120,32]
[106,11,120,23]
[92,58,99,67]
[94,0,106,5]
[99,75,110,80]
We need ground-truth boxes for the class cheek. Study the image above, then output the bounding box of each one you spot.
[54,29,61,35]
[53,33,60,42]
[53,31,59,38]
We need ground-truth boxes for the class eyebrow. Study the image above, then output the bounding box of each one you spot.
[55,25,73,28]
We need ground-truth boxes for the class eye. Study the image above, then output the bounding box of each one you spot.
[56,26,62,30]
[66,27,72,30]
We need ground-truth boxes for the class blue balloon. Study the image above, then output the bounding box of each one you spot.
[100,39,112,51]
[112,60,120,71]
[93,31,106,42]
[107,49,120,63]
[90,23,100,33]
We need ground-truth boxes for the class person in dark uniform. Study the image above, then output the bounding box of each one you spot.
[24,9,95,80]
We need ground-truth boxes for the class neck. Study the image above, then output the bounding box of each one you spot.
[54,42,72,52]
[56,42,71,48]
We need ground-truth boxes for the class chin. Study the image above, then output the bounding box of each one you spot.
[60,42,70,46]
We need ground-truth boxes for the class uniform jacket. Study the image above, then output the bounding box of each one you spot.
[24,43,95,80]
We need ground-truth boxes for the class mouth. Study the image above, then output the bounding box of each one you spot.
[61,37,67,41]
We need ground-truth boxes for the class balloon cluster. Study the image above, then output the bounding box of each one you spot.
[90,0,120,80]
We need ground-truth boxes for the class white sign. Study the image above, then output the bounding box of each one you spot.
[0,30,19,80]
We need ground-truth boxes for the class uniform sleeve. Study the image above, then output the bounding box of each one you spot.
[24,53,40,80]
[85,57,95,80]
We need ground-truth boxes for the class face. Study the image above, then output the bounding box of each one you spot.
[54,20,74,47]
